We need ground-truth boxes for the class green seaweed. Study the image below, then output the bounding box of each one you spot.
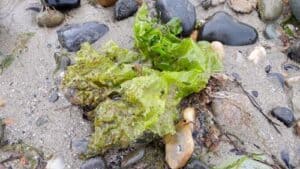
[62,3,222,155]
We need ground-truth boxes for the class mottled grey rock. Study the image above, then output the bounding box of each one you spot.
[80,157,106,169]
[200,0,212,9]
[71,138,88,154]
[115,0,138,20]
[264,23,283,39]
[57,21,109,52]
[271,107,295,127]
[258,0,283,21]
[156,0,196,36]
[49,89,59,103]
[291,0,300,21]
[121,147,145,168]
[198,12,258,46]
[36,115,49,127]
[0,119,5,144]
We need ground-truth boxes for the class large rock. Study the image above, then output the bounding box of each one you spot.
[198,12,258,46]
[291,0,300,21]
[258,0,283,21]
[156,0,196,36]
[115,0,139,20]
[57,21,109,52]
[45,0,80,10]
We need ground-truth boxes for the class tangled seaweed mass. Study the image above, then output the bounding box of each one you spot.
[62,4,222,156]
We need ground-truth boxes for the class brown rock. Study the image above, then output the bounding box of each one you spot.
[0,97,5,107]
[294,120,300,136]
[97,0,117,7]
[228,0,257,13]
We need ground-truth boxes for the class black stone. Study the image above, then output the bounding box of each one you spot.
[57,21,109,52]
[251,90,259,97]
[287,40,300,64]
[156,0,196,36]
[45,0,80,10]
[271,107,295,127]
[265,65,272,73]
[200,0,212,10]
[80,157,106,169]
[198,12,258,46]
[115,0,138,21]
[283,63,300,72]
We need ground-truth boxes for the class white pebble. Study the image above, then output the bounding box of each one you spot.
[247,46,266,64]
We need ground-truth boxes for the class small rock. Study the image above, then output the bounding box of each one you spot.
[211,41,225,60]
[228,0,257,14]
[285,76,300,87]
[198,12,258,46]
[200,0,212,9]
[36,9,65,28]
[71,138,89,154]
[291,0,300,21]
[0,97,5,107]
[185,160,209,169]
[251,90,259,97]
[211,0,225,6]
[287,40,300,64]
[46,155,65,169]
[121,147,145,168]
[258,0,283,21]
[80,157,106,169]
[248,46,266,64]
[271,107,295,127]
[45,0,80,10]
[264,23,283,40]
[294,120,300,136]
[49,89,59,103]
[36,115,49,127]
[267,73,285,88]
[265,65,271,73]
[156,0,196,36]
[57,21,109,52]
[283,63,300,72]
[54,52,71,73]
[115,0,138,21]
[97,0,117,7]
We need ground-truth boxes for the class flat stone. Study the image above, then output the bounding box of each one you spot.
[291,0,300,21]
[115,0,138,21]
[71,138,88,154]
[271,107,295,127]
[264,23,283,40]
[45,0,80,10]
[156,0,196,36]
[198,12,258,46]
[57,21,109,52]
[258,0,283,21]
[121,147,145,168]
[228,0,257,14]
[80,157,106,169]
[36,115,49,127]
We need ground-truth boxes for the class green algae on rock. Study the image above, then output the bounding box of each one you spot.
[62,3,222,156]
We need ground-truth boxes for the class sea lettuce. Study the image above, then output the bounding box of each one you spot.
[62,3,222,155]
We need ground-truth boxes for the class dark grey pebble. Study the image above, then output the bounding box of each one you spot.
[80,157,106,169]
[287,40,300,64]
[36,115,49,127]
[57,21,109,52]
[185,160,209,169]
[115,0,138,21]
[281,150,294,169]
[156,0,196,36]
[271,107,295,127]
[231,72,241,81]
[198,12,258,46]
[49,89,59,103]
[251,91,259,97]
[71,138,88,154]
[121,147,145,168]
[265,65,272,73]
[54,52,71,72]
[200,0,212,10]
[283,63,300,72]
[45,0,80,10]
[267,73,285,88]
